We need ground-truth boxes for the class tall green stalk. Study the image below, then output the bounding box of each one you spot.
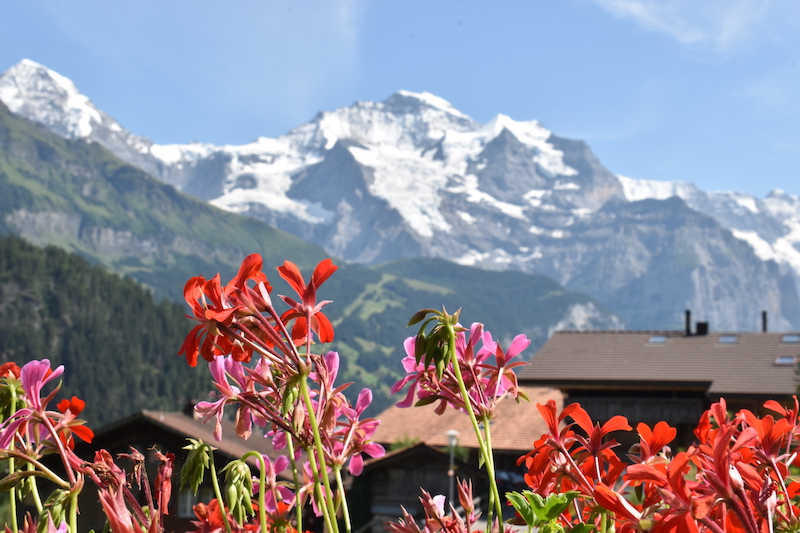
[241,452,268,533]
[445,324,504,530]
[208,451,233,533]
[299,377,340,533]
[8,386,17,533]
[286,436,303,533]
[334,467,352,533]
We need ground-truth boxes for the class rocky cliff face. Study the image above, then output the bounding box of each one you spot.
[3,59,799,331]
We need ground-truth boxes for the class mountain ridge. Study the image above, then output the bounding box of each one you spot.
[3,58,799,331]
[0,95,620,416]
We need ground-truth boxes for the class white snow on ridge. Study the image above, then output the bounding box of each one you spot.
[349,143,452,237]
[732,227,800,276]
[483,114,578,177]
[396,90,470,120]
[150,143,216,165]
[617,175,698,202]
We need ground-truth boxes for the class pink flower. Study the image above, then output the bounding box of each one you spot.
[20,359,63,412]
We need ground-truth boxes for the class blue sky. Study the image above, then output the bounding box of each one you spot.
[2,0,800,197]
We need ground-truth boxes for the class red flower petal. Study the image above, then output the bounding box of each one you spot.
[311,259,337,287]
[277,261,306,296]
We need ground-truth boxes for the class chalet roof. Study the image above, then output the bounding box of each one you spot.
[517,330,800,397]
[372,386,564,452]
[93,410,287,468]
[362,442,478,471]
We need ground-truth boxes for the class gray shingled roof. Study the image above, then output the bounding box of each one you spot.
[517,331,800,397]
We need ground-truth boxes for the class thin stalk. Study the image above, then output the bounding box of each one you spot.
[334,467,352,533]
[445,324,500,531]
[699,515,726,533]
[26,461,43,512]
[286,435,303,533]
[299,378,339,533]
[242,452,268,533]
[69,491,78,533]
[38,414,76,486]
[771,457,796,521]
[479,415,504,524]
[123,485,151,527]
[0,450,70,489]
[8,386,17,533]
[208,450,233,533]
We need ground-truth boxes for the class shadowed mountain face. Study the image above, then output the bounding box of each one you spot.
[3,59,800,331]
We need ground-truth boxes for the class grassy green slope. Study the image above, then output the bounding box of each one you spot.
[0,101,327,301]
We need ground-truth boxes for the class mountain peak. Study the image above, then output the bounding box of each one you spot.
[0,59,104,139]
[383,90,470,120]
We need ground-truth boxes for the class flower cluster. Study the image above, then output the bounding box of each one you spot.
[0,359,173,533]
[178,255,385,533]
[392,322,530,418]
[516,397,800,533]
[390,481,480,533]
[391,309,532,531]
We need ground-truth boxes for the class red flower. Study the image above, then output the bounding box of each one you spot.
[57,396,86,417]
[277,259,337,345]
[0,362,21,379]
[55,395,94,446]
[634,421,677,461]
[179,254,272,366]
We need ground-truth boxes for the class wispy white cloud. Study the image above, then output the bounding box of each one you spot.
[588,0,796,50]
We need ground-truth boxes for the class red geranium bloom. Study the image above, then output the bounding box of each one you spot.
[277,259,337,345]
[55,395,94,447]
[0,362,21,379]
[179,254,272,366]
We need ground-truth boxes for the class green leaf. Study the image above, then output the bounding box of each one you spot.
[566,524,596,533]
[506,491,538,528]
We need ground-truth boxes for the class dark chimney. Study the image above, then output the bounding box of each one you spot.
[762,310,768,333]
[696,321,709,336]
[685,309,691,336]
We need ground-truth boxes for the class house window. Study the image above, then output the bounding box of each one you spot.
[775,356,796,366]
[781,334,800,343]
[177,488,215,518]
[718,335,737,344]
[648,335,667,345]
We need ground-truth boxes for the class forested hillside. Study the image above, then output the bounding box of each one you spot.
[0,233,204,425]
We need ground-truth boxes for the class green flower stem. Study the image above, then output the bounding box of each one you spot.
[334,467,352,533]
[69,491,78,533]
[242,452,268,533]
[286,435,303,533]
[445,324,502,531]
[26,461,43,513]
[299,377,340,533]
[0,451,70,489]
[8,386,17,533]
[479,415,504,525]
[208,450,233,533]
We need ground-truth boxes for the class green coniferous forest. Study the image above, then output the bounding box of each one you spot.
[0,233,203,426]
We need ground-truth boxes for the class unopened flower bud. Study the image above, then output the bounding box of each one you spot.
[729,464,744,490]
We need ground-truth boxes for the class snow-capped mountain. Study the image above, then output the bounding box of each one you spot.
[3,59,799,331]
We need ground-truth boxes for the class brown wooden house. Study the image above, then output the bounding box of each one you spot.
[349,443,488,533]
[517,328,800,448]
[71,409,297,533]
